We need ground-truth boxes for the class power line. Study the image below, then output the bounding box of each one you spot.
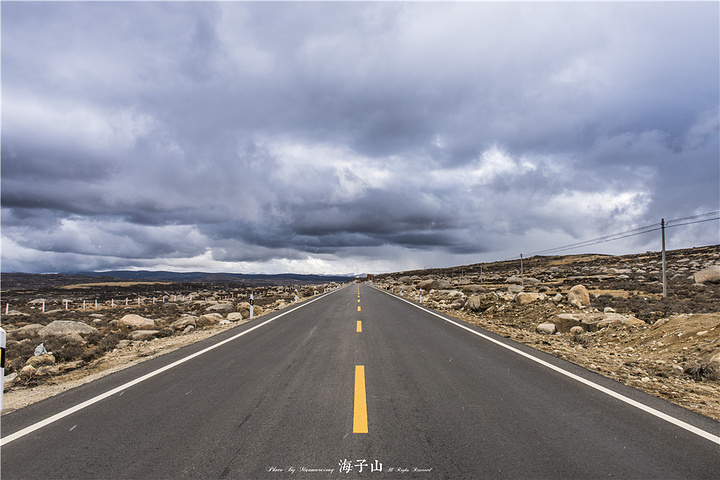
[525,211,719,258]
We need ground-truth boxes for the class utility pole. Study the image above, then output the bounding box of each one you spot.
[661,218,667,298]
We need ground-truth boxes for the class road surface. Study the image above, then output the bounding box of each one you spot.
[2,283,719,478]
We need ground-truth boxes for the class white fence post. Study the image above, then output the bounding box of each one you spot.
[250,293,254,319]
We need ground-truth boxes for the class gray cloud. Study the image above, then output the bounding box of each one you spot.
[2,2,718,274]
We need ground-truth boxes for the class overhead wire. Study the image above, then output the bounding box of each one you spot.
[522,211,719,258]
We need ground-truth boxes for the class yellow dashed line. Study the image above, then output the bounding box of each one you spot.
[353,366,368,433]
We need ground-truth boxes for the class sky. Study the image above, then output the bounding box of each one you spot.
[2,1,719,275]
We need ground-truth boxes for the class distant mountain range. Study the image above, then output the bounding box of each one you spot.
[1,270,356,290]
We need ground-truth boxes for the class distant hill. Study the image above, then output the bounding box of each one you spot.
[1,270,354,290]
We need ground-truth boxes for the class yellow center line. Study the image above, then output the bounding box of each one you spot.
[358,299,360,302]
[357,306,361,311]
[356,321,362,332]
[353,365,368,433]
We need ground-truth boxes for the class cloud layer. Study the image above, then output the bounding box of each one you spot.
[2,2,718,274]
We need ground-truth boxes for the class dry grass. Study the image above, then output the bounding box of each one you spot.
[61,281,171,289]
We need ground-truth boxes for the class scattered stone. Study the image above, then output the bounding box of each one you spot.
[4,372,18,389]
[537,323,557,335]
[128,330,160,341]
[182,325,195,335]
[25,354,56,368]
[38,321,99,341]
[694,265,720,284]
[570,326,585,335]
[227,312,244,321]
[567,285,591,308]
[19,365,36,379]
[36,365,61,376]
[171,315,197,330]
[9,324,44,339]
[514,292,545,305]
[119,314,156,330]
[198,313,224,327]
[205,303,235,313]
[461,285,486,294]
[465,293,499,313]
[554,314,584,332]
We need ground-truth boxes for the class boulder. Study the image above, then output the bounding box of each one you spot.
[570,326,585,335]
[461,285,486,294]
[417,278,451,291]
[182,325,195,335]
[10,324,44,340]
[35,365,61,377]
[227,312,244,321]
[197,313,224,327]
[25,354,56,368]
[514,292,546,305]
[38,321,99,340]
[171,315,197,330]
[694,265,720,284]
[597,313,645,328]
[119,314,156,330]
[205,303,235,313]
[465,293,499,313]
[554,313,583,333]
[19,365,36,379]
[505,275,523,284]
[567,285,591,308]
[537,323,557,335]
[128,330,160,341]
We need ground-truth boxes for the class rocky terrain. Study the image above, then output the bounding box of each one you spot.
[373,245,720,422]
[1,281,339,413]
[2,245,719,423]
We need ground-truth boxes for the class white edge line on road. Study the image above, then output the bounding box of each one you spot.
[1,288,341,446]
[375,287,720,446]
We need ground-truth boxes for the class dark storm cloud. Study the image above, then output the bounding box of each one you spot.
[2,2,718,274]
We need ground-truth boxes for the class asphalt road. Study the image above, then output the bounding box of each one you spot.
[2,283,719,479]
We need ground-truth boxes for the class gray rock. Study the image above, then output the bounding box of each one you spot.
[205,303,235,313]
[514,292,546,305]
[537,323,557,334]
[461,284,486,294]
[567,285,591,308]
[119,314,156,330]
[9,324,44,339]
[465,293,499,312]
[197,313,224,326]
[694,265,720,284]
[38,320,99,340]
[128,330,160,341]
[170,315,197,330]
